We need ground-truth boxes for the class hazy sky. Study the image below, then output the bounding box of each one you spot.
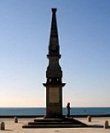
[0,0,110,107]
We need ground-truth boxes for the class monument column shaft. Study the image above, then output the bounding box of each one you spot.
[43,8,65,118]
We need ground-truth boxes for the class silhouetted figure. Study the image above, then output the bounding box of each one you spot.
[67,102,70,117]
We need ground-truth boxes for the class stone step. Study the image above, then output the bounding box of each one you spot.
[22,117,87,128]
[28,121,74,125]
[34,118,63,123]
[23,124,86,128]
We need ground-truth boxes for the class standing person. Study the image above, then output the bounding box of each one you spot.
[67,102,70,117]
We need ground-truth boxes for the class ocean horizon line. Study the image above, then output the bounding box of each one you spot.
[0,106,110,108]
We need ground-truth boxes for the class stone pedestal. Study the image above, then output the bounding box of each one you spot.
[43,83,65,118]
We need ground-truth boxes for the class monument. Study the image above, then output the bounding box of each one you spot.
[23,8,87,128]
[43,8,65,118]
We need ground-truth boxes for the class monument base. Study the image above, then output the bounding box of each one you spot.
[22,116,88,128]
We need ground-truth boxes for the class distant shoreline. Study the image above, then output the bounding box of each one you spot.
[0,114,110,118]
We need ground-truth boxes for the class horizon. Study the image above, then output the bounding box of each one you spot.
[0,106,110,108]
[0,0,110,107]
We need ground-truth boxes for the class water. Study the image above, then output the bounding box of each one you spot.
[0,108,45,116]
[0,107,110,116]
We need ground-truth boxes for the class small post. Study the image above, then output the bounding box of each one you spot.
[104,120,109,129]
[87,116,92,122]
[0,122,5,130]
[14,117,18,123]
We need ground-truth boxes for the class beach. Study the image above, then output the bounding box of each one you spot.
[0,117,110,133]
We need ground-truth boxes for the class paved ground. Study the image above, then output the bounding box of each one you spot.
[0,117,110,133]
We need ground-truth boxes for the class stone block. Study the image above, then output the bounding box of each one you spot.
[104,120,109,129]
[0,122,5,130]
[14,117,18,123]
[87,116,92,122]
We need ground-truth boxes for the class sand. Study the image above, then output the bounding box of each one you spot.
[0,117,110,133]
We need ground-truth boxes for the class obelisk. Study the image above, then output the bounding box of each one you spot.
[22,8,87,128]
[43,8,65,118]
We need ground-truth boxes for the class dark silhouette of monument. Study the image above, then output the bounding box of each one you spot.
[43,8,65,118]
[23,8,87,128]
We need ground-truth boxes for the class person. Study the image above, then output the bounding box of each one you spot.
[67,102,70,117]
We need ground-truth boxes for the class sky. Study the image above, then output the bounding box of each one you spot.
[0,0,110,107]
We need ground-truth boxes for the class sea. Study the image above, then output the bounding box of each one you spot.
[0,107,110,116]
